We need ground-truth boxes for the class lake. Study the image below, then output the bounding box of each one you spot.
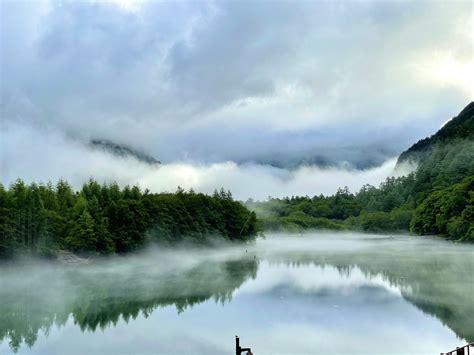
[0,233,473,354]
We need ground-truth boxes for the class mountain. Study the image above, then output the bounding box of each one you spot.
[396,102,474,192]
[247,102,474,241]
[397,102,474,167]
[90,139,160,165]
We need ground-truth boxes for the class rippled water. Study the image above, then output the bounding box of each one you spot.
[0,233,473,354]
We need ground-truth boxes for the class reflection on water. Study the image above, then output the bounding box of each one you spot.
[0,233,473,354]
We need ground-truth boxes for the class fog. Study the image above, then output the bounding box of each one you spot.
[1,122,406,200]
[1,232,472,354]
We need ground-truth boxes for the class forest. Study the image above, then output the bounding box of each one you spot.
[247,174,473,241]
[0,179,258,258]
[247,103,474,241]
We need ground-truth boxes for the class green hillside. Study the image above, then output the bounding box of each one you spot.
[397,102,474,167]
[247,103,474,241]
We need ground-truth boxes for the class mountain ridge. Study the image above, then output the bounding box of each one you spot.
[90,139,161,165]
[397,102,474,167]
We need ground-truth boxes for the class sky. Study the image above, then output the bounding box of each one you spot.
[1,0,473,199]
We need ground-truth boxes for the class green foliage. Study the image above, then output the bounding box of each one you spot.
[66,209,97,252]
[411,176,473,241]
[0,180,259,258]
[260,211,345,232]
[345,209,414,233]
[247,178,416,235]
[247,164,472,241]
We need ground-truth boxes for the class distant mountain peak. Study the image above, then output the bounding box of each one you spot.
[90,139,160,165]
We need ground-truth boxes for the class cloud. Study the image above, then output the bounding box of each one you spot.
[1,0,472,169]
[1,122,398,200]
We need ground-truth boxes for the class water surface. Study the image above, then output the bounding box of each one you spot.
[1,233,473,354]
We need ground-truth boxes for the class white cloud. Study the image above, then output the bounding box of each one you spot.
[1,0,471,168]
[1,123,397,200]
[411,51,474,99]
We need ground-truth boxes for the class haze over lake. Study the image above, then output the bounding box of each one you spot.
[1,233,472,355]
[1,1,473,354]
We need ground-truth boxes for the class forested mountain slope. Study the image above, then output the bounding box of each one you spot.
[397,101,474,167]
[247,103,474,241]
[90,139,161,165]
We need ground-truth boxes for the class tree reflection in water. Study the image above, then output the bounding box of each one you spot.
[0,254,258,352]
[0,235,472,352]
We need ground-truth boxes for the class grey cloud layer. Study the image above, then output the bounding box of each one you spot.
[1,0,472,172]
[2,122,399,200]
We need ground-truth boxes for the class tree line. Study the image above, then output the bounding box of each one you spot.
[247,138,473,241]
[0,179,258,258]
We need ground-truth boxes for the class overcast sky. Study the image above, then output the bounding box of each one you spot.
[1,0,472,199]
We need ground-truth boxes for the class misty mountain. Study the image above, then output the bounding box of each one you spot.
[90,139,160,165]
[249,145,397,170]
[249,102,474,241]
[397,101,474,167]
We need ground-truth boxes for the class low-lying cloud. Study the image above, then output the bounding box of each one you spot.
[2,122,399,200]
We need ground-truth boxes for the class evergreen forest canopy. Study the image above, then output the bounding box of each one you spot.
[0,180,258,258]
[247,102,474,241]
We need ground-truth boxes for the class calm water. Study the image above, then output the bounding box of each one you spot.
[0,233,473,355]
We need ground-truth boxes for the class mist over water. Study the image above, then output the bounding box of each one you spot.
[1,232,473,354]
